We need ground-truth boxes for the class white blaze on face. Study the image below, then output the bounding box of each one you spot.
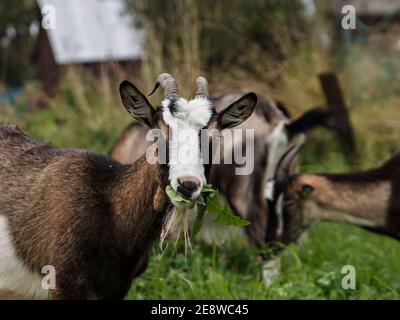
[162,97,213,199]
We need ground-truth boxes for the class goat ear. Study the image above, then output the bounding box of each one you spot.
[218,92,257,129]
[119,81,155,128]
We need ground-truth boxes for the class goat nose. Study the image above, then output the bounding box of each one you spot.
[177,176,201,198]
[181,180,197,191]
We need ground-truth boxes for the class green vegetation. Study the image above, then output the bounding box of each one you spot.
[0,0,37,86]
[0,0,399,300]
[165,184,250,237]
[128,223,400,299]
[1,65,399,299]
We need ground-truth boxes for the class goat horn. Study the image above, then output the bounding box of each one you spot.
[274,134,306,183]
[149,73,180,100]
[195,76,209,99]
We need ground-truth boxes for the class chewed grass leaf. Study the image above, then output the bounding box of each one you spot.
[205,192,222,215]
[201,184,217,193]
[165,185,191,204]
[216,203,251,227]
[165,184,251,239]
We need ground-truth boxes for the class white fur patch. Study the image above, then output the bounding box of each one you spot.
[265,180,275,201]
[263,122,289,200]
[265,122,289,181]
[162,97,213,129]
[264,180,283,239]
[0,215,48,299]
[162,97,213,198]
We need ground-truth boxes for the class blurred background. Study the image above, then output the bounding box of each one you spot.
[0,0,399,299]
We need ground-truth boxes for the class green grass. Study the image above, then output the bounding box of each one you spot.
[126,223,400,299]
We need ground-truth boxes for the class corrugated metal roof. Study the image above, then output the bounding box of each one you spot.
[37,0,143,64]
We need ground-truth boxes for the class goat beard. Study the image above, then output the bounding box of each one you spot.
[160,203,197,254]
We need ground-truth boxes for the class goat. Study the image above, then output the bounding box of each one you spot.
[267,138,400,243]
[0,74,257,300]
[110,91,332,247]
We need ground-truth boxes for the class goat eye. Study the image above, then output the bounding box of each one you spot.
[298,184,314,199]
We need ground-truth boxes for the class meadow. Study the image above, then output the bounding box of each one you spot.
[1,0,400,299]
[1,58,399,299]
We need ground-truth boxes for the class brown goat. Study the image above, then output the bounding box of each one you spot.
[0,74,257,299]
[267,139,400,243]
[110,91,331,246]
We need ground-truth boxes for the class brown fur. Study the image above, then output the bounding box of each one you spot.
[0,80,257,299]
[280,154,400,242]
[0,123,170,299]
[292,175,390,225]
[110,91,287,246]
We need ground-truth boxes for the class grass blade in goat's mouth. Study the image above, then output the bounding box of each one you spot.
[165,184,251,237]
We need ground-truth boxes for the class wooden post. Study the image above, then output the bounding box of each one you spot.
[319,72,356,158]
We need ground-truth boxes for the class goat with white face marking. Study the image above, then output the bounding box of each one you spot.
[267,140,400,243]
[110,91,332,246]
[0,74,256,299]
